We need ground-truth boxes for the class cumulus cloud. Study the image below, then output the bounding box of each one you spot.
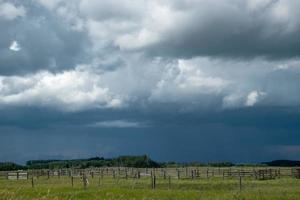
[0,0,300,113]
[9,40,21,51]
[2,54,300,112]
[149,59,228,106]
[0,67,122,111]
[245,90,265,107]
[0,1,26,20]
[63,0,300,59]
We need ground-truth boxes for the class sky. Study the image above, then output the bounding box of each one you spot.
[1,0,300,164]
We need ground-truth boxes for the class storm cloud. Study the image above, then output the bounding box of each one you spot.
[0,0,89,75]
[0,0,300,163]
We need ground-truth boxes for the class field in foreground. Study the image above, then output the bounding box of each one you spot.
[0,176,300,200]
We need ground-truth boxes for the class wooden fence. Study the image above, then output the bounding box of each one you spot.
[0,167,298,180]
[0,167,299,190]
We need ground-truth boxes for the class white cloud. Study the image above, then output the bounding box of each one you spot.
[245,90,265,107]
[2,0,300,112]
[0,2,26,20]
[223,90,266,108]
[274,64,289,71]
[150,59,228,104]
[88,120,146,128]
[0,67,123,111]
[114,1,175,50]
[222,93,245,109]
[273,60,300,71]
[9,40,21,52]
[1,54,300,112]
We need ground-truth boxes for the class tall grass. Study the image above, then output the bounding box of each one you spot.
[0,176,299,200]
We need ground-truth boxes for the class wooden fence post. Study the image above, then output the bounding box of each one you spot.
[191,170,195,180]
[206,169,209,179]
[47,170,50,179]
[71,176,74,187]
[239,176,242,191]
[151,175,156,189]
[168,176,171,190]
[151,175,153,189]
[31,177,34,188]
[82,174,88,189]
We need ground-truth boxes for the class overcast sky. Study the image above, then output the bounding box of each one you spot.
[1,0,300,164]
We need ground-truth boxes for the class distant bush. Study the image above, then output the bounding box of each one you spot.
[263,160,300,167]
[0,162,25,171]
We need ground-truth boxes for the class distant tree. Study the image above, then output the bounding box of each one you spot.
[0,162,25,171]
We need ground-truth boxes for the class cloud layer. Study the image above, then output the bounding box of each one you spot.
[1,0,300,163]
[1,0,300,112]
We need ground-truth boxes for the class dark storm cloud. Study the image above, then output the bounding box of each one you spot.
[0,2,90,75]
[142,0,300,59]
[147,24,300,59]
[1,105,300,163]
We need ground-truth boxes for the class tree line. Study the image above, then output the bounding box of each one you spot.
[1,155,298,171]
[0,155,234,171]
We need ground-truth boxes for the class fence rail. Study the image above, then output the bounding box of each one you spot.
[1,167,299,191]
[1,167,299,180]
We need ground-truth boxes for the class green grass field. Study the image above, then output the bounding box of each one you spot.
[1,176,300,200]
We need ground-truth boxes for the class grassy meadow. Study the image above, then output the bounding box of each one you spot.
[0,175,300,200]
